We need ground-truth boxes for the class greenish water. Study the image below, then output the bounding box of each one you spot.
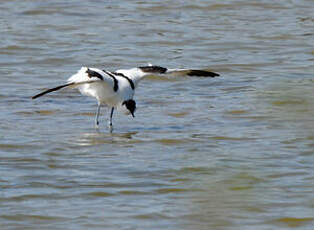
[1,1,314,229]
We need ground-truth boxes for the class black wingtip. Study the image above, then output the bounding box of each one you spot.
[187,70,220,77]
[32,91,47,100]
[31,83,74,100]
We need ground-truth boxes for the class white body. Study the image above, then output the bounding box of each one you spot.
[68,67,136,111]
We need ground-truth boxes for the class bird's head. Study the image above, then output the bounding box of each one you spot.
[122,99,136,117]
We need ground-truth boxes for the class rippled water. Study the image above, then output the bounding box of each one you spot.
[1,0,314,229]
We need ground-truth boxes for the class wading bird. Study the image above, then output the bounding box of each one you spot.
[32,65,219,132]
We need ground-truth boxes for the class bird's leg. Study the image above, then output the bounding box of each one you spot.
[95,104,101,129]
[108,107,114,133]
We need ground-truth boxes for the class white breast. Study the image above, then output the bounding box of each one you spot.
[68,68,134,107]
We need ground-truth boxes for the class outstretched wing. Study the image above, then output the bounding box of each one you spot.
[115,65,219,86]
[139,65,219,78]
[32,82,75,99]
[32,67,116,99]
[67,67,113,84]
[164,68,219,77]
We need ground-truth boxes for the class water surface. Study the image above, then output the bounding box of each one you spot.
[1,0,314,229]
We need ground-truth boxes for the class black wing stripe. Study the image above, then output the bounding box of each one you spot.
[86,68,104,80]
[138,66,167,74]
[112,72,135,90]
[103,70,119,92]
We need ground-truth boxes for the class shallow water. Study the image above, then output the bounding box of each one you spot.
[1,0,314,229]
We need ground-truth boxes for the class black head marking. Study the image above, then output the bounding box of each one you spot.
[122,99,136,117]
[86,68,104,80]
[138,66,167,74]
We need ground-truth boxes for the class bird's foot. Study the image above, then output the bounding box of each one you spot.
[95,121,100,130]
[108,122,113,133]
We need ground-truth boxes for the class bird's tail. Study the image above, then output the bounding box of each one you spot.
[32,82,75,99]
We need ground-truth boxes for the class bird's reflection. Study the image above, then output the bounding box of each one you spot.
[73,130,139,146]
